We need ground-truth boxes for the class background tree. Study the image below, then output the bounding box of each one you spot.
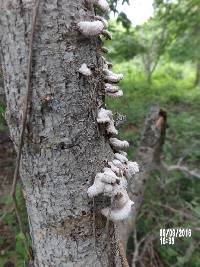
[154,0,200,86]
[136,17,171,84]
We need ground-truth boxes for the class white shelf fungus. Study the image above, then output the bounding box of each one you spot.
[87,172,114,198]
[101,47,109,53]
[103,175,127,197]
[97,108,112,124]
[108,161,121,176]
[105,83,120,93]
[116,190,131,208]
[97,109,118,136]
[109,138,129,151]
[95,0,109,13]
[112,159,125,170]
[101,199,134,222]
[78,21,104,36]
[95,16,108,29]
[106,90,123,98]
[119,176,128,189]
[87,173,104,198]
[104,83,123,97]
[103,63,109,70]
[114,153,128,163]
[119,151,128,157]
[85,0,140,222]
[104,70,124,83]
[101,167,119,184]
[78,63,92,76]
[101,30,112,39]
[87,168,127,198]
[106,120,118,135]
[106,61,113,68]
[124,161,139,179]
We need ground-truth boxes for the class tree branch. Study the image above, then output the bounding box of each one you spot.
[152,202,199,223]
[161,161,200,180]
[171,241,199,267]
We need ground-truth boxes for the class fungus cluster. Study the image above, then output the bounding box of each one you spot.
[78,0,139,221]
[95,0,110,12]
[78,16,111,39]
[78,63,92,76]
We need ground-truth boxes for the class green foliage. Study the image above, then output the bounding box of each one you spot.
[106,22,144,62]
[116,12,131,31]
[154,0,200,63]
[107,57,200,265]
[108,0,131,31]
[1,187,29,267]
[109,0,129,14]
[15,233,28,266]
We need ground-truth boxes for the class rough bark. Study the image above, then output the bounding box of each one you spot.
[117,106,167,248]
[0,1,122,266]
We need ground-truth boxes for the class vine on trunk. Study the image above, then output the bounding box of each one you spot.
[10,0,41,262]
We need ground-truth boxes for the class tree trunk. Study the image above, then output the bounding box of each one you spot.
[194,59,200,87]
[0,1,122,266]
[147,71,152,84]
[142,55,152,85]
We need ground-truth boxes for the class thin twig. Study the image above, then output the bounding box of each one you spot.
[154,202,198,222]
[161,161,200,180]
[132,230,139,267]
[10,0,41,261]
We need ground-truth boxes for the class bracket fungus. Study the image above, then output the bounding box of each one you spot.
[106,90,123,98]
[97,107,112,124]
[114,153,128,164]
[101,46,109,53]
[106,120,118,135]
[101,196,134,221]
[104,69,124,83]
[124,162,139,179]
[78,63,92,76]
[95,16,108,29]
[82,0,139,222]
[95,0,110,12]
[109,138,129,151]
[105,83,120,93]
[78,20,105,36]
[78,18,112,39]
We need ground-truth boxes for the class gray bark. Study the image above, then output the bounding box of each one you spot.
[117,106,167,248]
[0,1,122,266]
